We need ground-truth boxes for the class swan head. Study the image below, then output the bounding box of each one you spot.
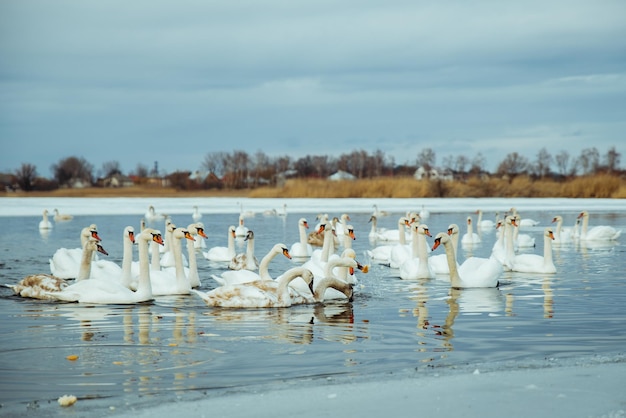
[431,232,450,251]
[228,225,236,237]
[141,228,164,246]
[273,244,292,260]
[577,210,589,219]
[447,224,459,236]
[299,218,309,228]
[85,237,109,256]
[345,225,356,240]
[466,216,472,225]
[417,224,431,237]
[188,222,208,239]
[83,225,102,241]
[124,226,135,243]
[545,228,555,240]
[244,230,254,241]
[552,216,562,223]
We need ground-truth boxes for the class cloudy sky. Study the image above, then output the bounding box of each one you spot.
[1,1,625,177]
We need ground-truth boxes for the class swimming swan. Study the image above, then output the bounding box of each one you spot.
[203,225,237,262]
[192,267,315,308]
[211,243,292,286]
[45,229,164,304]
[577,210,621,241]
[510,228,557,274]
[431,232,502,288]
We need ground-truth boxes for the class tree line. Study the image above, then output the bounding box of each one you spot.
[6,146,623,192]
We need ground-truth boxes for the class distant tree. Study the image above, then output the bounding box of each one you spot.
[555,150,570,176]
[14,163,38,191]
[132,163,149,178]
[469,153,486,175]
[496,152,529,178]
[455,155,470,174]
[311,155,331,178]
[604,146,621,173]
[101,160,122,178]
[416,148,436,172]
[533,147,552,178]
[577,147,600,175]
[51,156,93,187]
[275,156,292,174]
[202,151,227,177]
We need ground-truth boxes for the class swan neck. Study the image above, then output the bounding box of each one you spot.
[444,240,462,288]
[121,233,134,286]
[77,246,94,281]
[137,238,152,297]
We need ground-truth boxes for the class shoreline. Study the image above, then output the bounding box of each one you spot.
[8,354,624,418]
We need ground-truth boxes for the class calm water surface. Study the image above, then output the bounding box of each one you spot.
[0,198,624,416]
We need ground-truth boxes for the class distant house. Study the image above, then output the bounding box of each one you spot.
[414,166,454,181]
[100,173,134,188]
[328,170,356,181]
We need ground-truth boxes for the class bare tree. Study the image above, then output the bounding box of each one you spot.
[469,153,485,175]
[132,163,149,178]
[455,155,470,174]
[101,160,122,178]
[577,147,600,175]
[533,147,552,178]
[15,163,38,191]
[555,150,570,176]
[416,148,436,172]
[202,152,227,177]
[51,156,94,187]
[496,152,529,178]
[604,146,621,173]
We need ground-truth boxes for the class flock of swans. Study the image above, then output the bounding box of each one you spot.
[7,203,622,310]
[9,205,369,308]
[366,205,621,288]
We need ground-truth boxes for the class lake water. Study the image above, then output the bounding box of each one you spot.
[0,197,625,417]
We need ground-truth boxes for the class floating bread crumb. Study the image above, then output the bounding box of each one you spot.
[57,395,77,407]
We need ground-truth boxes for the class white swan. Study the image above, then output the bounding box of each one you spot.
[235,214,249,237]
[367,215,387,241]
[53,208,73,222]
[372,204,390,218]
[39,209,53,230]
[551,215,575,245]
[431,232,502,288]
[192,267,314,308]
[160,221,188,268]
[475,209,495,230]
[513,215,536,248]
[334,213,351,237]
[203,225,237,262]
[510,228,557,274]
[399,224,435,280]
[192,205,202,222]
[461,216,481,246]
[430,223,459,275]
[308,214,329,247]
[90,226,136,288]
[419,205,430,220]
[49,224,102,279]
[151,227,196,296]
[290,218,313,259]
[303,223,339,277]
[510,207,540,227]
[341,224,356,249]
[186,223,208,288]
[577,210,621,241]
[501,216,518,271]
[145,205,166,223]
[211,243,292,286]
[46,229,164,304]
[229,230,259,271]
[291,248,368,300]
[373,216,412,242]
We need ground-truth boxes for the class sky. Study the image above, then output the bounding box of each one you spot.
[1,1,625,177]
